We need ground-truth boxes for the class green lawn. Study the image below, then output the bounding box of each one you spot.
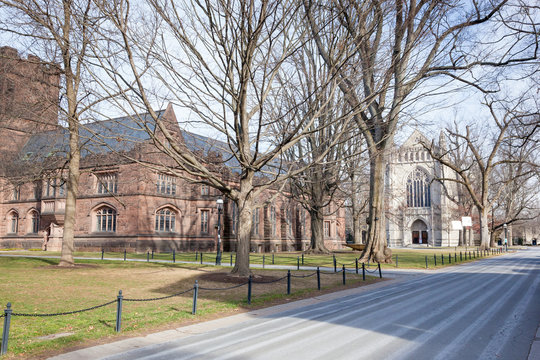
[0,256,379,359]
[3,246,503,271]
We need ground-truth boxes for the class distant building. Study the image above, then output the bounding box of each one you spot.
[385,130,461,247]
[0,47,345,253]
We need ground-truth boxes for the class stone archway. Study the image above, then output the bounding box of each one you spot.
[411,219,428,245]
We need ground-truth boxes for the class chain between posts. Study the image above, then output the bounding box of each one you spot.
[10,300,117,317]
[123,288,193,302]
[199,282,249,291]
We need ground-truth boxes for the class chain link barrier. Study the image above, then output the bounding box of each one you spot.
[123,288,193,302]
[290,272,317,278]
[252,275,288,284]
[10,300,117,317]
[365,267,379,274]
[199,282,249,291]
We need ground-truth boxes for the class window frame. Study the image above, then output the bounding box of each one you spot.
[96,173,118,195]
[200,209,209,234]
[96,206,117,232]
[155,208,176,232]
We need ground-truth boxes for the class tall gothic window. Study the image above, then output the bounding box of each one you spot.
[156,173,176,195]
[8,211,18,234]
[96,207,117,232]
[200,209,209,233]
[252,208,260,236]
[406,169,431,208]
[97,173,118,194]
[29,211,39,233]
[12,185,20,201]
[270,206,276,235]
[155,208,176,232]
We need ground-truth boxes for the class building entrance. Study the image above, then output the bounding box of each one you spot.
[411,219,428,244]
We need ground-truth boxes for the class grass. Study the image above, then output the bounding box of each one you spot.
[0,256,380,359]
[1,246,504,271]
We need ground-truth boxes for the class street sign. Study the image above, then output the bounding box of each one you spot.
[461,217,472,227]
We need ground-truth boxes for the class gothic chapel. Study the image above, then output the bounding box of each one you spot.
[385,130,461,247]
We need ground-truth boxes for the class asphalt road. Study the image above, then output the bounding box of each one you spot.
[96,248,540,360]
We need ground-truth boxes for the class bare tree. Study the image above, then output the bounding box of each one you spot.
[0,0,104,265]
[491,112,540,245]
[277,39,354,254]
[304,0,538,262]
[426,98,539,250]
[94,0,351,276]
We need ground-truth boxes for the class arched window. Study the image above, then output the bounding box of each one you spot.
[96,207,116,232]
[7,211,18,234]
[28,210,39,234]
[406,169,431,208]
[155,208,176,232]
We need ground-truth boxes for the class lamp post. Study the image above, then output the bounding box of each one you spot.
[216,198,223,265]
[503,223,508,252]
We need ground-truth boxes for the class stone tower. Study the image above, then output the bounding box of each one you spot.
[0,46,60,154]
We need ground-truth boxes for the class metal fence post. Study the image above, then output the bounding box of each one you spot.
[449,254,451,264]
[434,254,437,266]
[247,275,252,305]
[115,291,123,333]
[441,254,444,265]
[287,270,291,295]
[342,265,346,285]
[1,303,12,356]
[101,248,104,260]
[173,249,176,263]
[302,254,304,265]
[333,257,337,273]
[297,257,300,270]
[147,251,149,262]
[230,253,233,266]
[425,256,428,269]
[262,255,265,269]
[195,251,198,261]
[200,253,203,264]
[355,258,359,274]
[362,263,366,281]
[317,267,321,290]
[378,263,382,278]
[454,253,457,262]
[272,253,274,265]
[395,255,398,268]
[124,249,126,261]
[192,281,198,315]
[151,249,154,259]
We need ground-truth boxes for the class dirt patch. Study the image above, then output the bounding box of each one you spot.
[36,264,100,269]
[198,272,282,284]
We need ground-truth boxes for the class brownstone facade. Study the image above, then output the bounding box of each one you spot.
[0,48,345,253]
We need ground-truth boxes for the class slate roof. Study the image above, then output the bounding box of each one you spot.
[17,110,243,171]
[19,111,161,161]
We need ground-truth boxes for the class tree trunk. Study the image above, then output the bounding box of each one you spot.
[231,176,254,277]
[353,214,363,244]
[478,206,490,250]
[59,135,79,266]
[360,151,392,263]
[307,207,329,253]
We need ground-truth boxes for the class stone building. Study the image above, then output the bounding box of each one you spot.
[385,130,461,247]
[0,47,345,253]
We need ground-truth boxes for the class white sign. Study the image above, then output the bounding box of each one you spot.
[461,217,472,227]
[451,221,463,230]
